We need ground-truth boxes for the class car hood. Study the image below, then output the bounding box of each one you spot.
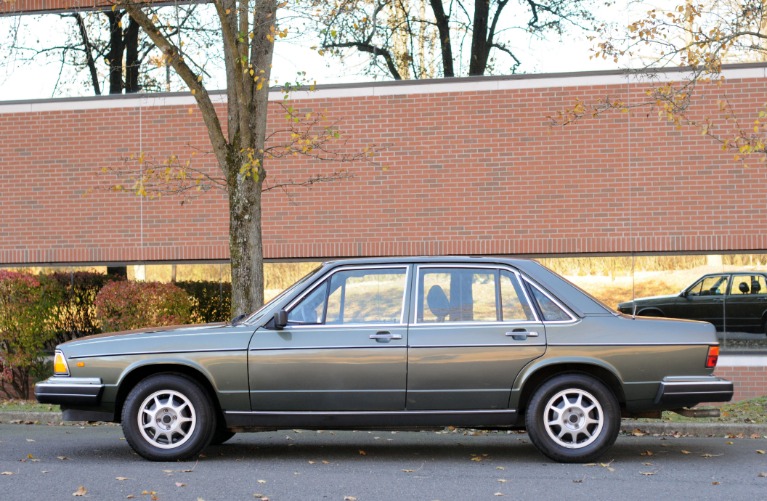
[618,294,679,307]
[58,323,257,358]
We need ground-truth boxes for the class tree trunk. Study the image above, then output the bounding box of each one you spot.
[469,0,490,76]
[228,169,264,317]
[124,16,141,93]
[106,11,125,94]
[429,0,454,77]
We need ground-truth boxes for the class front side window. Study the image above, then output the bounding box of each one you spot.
[288,267,407,325]
[688,275,729,296]
[418,267,535,323]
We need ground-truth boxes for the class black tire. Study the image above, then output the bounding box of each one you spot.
[121,374,215,461]
[525,374,620,463]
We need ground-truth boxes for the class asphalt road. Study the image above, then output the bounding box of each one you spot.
[1,423,766,501]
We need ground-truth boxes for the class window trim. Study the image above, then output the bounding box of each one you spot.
[284,265,411,327]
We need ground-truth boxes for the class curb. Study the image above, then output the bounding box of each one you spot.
[1,412,766,437]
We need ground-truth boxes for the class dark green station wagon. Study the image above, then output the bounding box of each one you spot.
[36,257,733,463]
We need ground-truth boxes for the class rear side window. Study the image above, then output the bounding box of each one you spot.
[417,267,535,323]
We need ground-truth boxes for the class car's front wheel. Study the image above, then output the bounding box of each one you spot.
[121,374,215,461]
[525,374,620,463]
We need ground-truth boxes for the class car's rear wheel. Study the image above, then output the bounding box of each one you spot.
[525,374,620,463]
[121,374,215,461]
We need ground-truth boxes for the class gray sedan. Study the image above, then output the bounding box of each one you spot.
[36,257,732,463]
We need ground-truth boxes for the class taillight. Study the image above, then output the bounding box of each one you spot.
[705,345,720,369]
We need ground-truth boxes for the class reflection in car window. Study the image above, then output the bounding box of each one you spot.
[418,267,534,323]
[500,271,535,321]
[529,286,572,321]
[288,268,407,325]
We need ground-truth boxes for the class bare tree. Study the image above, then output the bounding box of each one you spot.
[304,0,603,79]
[1,6,222,96]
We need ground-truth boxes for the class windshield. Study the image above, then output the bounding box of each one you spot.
[243,264,324,325]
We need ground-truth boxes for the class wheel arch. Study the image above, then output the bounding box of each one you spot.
[114,363,221,423]
[636,307,665,317]
[513,361,626,416]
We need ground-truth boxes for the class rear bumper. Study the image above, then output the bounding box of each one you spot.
[35,377,104,406]
[654,376,734,406]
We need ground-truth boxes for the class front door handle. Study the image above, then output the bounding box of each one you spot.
[505,329,539,341]
[369,331,402,342]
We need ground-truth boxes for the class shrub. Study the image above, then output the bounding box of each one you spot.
[0,270,61,399]
[48,271,111,347]
[175,281,232,323]
[94,281,193,332]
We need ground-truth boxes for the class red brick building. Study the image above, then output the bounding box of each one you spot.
[1,65,766,399]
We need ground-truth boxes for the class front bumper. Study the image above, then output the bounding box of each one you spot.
[35,377,104,406]
[654,376,734,406]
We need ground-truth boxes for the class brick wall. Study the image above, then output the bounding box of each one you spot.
[2,67,767,265]
[716,358,767,401]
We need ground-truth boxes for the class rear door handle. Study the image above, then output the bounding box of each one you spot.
[369,331,402,342]
[505,329,539,341]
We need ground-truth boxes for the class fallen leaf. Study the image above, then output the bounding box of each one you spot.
[680,450,691,455]
[1,472,14,476]
[631,429,645,437]
[712,481,720,486]
[640,450,654,457]
[344,497,357,501]
[175,482,186,487]
[757,450,766,455]
[57,456,70,461]
[640,471,656,476]
[116,477,129,481]
[496,466,505,470]
[573,479,583,484]
[701,453,723,459]
[73,486,88,497]
[402,469,415,473]
[494,493,504,497]
[358,450,367,456]
[26,439,35,442]
[758,472,767,478]
[497,479,507,483]
[126,496,135,499]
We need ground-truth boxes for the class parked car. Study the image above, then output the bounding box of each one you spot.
[36,257,732,463]
[617,272,767,335]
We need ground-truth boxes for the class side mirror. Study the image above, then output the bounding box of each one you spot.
[274,310,288,329]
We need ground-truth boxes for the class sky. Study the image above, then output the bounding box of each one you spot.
[0,1,645,102]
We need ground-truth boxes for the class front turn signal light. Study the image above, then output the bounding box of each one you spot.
[705,345,719,369]
[53,351,70,376]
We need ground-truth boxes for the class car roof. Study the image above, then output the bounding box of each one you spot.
[320,256,612,316]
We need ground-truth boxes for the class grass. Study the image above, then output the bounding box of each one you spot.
[0,399,59,413]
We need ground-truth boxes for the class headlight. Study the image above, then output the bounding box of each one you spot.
[53,351,70,376]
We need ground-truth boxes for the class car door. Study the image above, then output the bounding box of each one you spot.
[724,273,767,333]
[406,265,546,410]
[668,274,728,330]
[248,265,409,411]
